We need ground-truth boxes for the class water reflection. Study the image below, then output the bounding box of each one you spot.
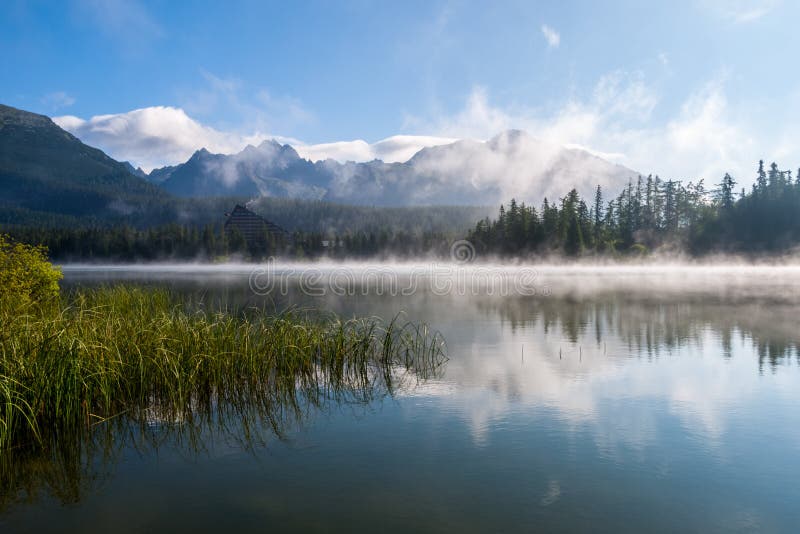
[12,264,796,531]
[420,292,800,455]
[58,267,800,440]
[479,295,800,371]
[0,328,446,511]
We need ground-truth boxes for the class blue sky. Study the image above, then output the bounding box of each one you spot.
[2,0,798,180]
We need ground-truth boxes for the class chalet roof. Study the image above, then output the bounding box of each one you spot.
[224,204,288,236]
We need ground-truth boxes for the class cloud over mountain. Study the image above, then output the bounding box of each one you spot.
[54,106,271,172]
[53,67,769,192]
[54,64,768,188]
[148,131,637,207]
[404,74,763,185]
[54,107,457,171]
[294,135,458,163]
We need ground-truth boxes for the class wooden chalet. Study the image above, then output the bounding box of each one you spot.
[224,204,288,244]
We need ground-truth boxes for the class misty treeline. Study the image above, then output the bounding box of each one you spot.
[247,197,489,236]
[1,197,488,261]
[469,161,800,256]
[1,195,487,235]
[3,224,456,261]
[8,160,800,261]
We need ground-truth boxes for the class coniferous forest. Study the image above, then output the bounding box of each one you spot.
[469,161,800,257]
[3,223,457,261]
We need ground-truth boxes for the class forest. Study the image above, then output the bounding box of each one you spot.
[3,224,455,261]
[0,197,485,261]
[4,160,800,261]
[469,161,800,257]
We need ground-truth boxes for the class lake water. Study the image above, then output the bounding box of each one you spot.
[3,264,800,533]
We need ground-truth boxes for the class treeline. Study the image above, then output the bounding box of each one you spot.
[247,197,489,235]
[4,224,245,262]
[0,197,487,261]
[3,224,455,262]
[469,161,800,256]
[0,196,250,229]
[0,196,489,236]
[9,160,800,261]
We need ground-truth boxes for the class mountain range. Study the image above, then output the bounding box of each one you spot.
[1,102,639,227]
[148,130,638,206]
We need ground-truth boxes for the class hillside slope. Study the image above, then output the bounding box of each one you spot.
[0,104,163,221]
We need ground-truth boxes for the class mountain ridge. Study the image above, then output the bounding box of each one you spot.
[0,104,496,232]
[0,103,166,221]
[0,102,640,223]
[147,130,638,206]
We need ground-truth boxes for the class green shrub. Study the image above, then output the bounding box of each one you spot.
[0,234,62,305]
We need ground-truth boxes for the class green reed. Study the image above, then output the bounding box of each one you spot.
[0,286,447,453]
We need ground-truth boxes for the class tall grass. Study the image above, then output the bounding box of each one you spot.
[0,286,447,453]
[0,285,447,507]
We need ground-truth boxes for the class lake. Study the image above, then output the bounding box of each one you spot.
[2,263,800,533]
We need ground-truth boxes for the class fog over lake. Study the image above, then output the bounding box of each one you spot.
[2,263,797,532]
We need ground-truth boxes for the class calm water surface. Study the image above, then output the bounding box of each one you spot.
[2,264,800,533]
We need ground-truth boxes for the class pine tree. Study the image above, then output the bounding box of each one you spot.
[564,212,584,256]
[717,173,736,210]
[202,225,215,257]
[644,175,655,230]
[663,180,679,232]
[227,227,246,254]
[756,160,768,193]
[592,185,604,249]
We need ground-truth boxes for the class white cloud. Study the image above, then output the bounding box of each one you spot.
[402,72,770,185]
[54,106,272,171]
[53,68,786,192]
[402,86,515,140]
[52,71,317,172]
[703,0,779,23]
[54,106,456,171]
[592,71,658,121]
[664,83,752,178]
[295,135,457,163]
[540,24,560,48]
[41,91,76,111]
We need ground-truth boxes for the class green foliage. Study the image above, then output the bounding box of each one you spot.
[247,197,490,235]
[470,160,800,257]
[2,222,459,261]
[0,234,61,305]
[0,287,447,453]
[226,225,247,254]
[1,195,490,261]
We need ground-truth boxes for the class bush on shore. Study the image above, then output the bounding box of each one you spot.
[0,234,62,306]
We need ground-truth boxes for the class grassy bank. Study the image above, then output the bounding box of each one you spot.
[0,286,446,452]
